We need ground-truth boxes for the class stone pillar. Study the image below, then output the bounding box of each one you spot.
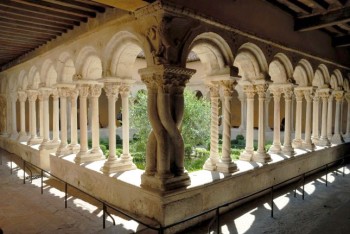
[265,94,272,132]
[18,91,28,141]
[240,85,255,161]
[291,95,295,132]
[303,89,314,150]
[56,88,70,156]
[203,82,220,170]
[332,92,344,144]
[292,89,303,149]
[68,89,80,153]
[318,91,330,146]
[327,94,334,140]
[6,96,11,136]
[39,89,52,149]
[75,85,90,163]
[9,93,18,139]
[51,90,60,145]
[38,93,44,140]
[27,90,41,145]
[269,86,283,153]
[282,86,294,156]
[237,91,247,134]
[216,80,238,173]
[345,95,350,139]
[311,92,320,144]
[254,84,270,163]
[88,84,104,159]
[139,65,195,192]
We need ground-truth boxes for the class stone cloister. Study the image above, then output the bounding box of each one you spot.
[1,1,350,231]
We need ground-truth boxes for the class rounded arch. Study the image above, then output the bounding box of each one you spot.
[28,66,41,89]
[333,69,343,88]
[330,74,339,90]
[293,59,313,87]
[75,46,102,80]
[343,78,349,92]
[184,32,234,75]
[269,53,293,84]
[8,74,18,92]
[40,59,58,87]
[57,52,76,83]
[104,31,145,78]
[18,70,28,91]
[234,42,268,81]
[313,64,329,88]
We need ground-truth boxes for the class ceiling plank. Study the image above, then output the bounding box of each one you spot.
[312,0,330,9]
[0,23,62,36]
[333,34,350,46]
[295,6,350,31]
[265,0,298,16]
[0,17,69,33]
[53,0,106,13]
[0,26,57,39]
[285,0,314,14]
[0,31,53,42]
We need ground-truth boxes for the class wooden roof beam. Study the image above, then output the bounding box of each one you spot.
[54,0,106,13]
[0,23,61,36]
[295,6,350,31]
[332,34,350,47]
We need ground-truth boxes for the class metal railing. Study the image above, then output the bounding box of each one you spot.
[1,151,349,234]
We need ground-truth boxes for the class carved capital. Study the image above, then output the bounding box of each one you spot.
[294,89,304,101]
[318,91,330,101]
[120,84,131,98]
[89,84,103,98]
[269,86,283,99]
[221,80,236,98]
[40,89,52,100]
[104,82,120,99]
[255,84,268,98]
[208,82,220,98]
[283,87,293,100]
[51,89,59,100]
[78,85,90,98]
[18,91,27,102]
[334,91,344,102]
[27,90,38,102]
[58,87,70,98]
[303,90,312,102]
[243,85,255,99]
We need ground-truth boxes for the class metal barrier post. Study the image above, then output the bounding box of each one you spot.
[65,183,68,208]
[159,226,164,234]
[23,161,26,184]
[103,203,106,229]
[302,174,305,200]
[325,165,328,187]
[343,165,345,177]
[41,170,44,194]
[216,208,220,234]
[10,160,12,174]
[271,187,274,218]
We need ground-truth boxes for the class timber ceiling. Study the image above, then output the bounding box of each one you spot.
[266,0,350,47]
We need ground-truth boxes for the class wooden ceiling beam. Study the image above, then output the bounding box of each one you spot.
[0,17,69,33]
[0,26,57,39]
[0,31,53,42]
[53,0,105,13]
[312,0,330,9]
[286,0,313,14]
[332,34,350,47]
[0,39,41,48]
[265,0,298,16]
[295,6,350,31]
[0,23,61,36]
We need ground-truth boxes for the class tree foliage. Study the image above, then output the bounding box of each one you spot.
[130,89,211,155]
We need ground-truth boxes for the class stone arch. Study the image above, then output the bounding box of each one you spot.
[28,66,41,89]
[269,53,293,84]
[333,69,343,88]
[8,74,18,92]
[330,74,339,90]
[344,79,349,92]
[234,42,268,80]
[75,46,102,80]
[293,59,313,87]
[18,70,28,91]
[40,59,58,87]
[0,77,7,93]
[57,52,76,83]
[104,31,145,78]
[184,32,234,76]
[313,64,329,88]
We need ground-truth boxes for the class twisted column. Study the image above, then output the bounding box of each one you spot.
[217,80,238,173]
[18,91,27,141]
[68,89,79,153]
[332,92,344,144]
[292,89,304,149]
[303,89,314,150]
[327,94,334,140]
[269,86,283,153]
[282,87,294,155]
[203,82,220,170]
[51,90,60,145]
[312,93,320,144]
[240,85,255,161]
[318,91,330,146]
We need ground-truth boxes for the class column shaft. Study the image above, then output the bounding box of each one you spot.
[312,94,320,143]
[52,92,60,143]
[292,89,303,148]
[269,87,282,153]
[318,92,330,146]
[282,87,294,155]
[303,90,314,150]
[327,96,334,140]
[90,84,102,157]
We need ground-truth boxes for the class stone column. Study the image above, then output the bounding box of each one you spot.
[282,86,294,156]
[39,89,52,149]
[291,95,295,132]
[254,84,270,163]
[237,91,247,134]
[17,91,27,141]
[27,90,41,145]
[327,94,334,140]
[217,80,238,173]
[68,89,80,153]
[203,82,220,170]
[345,95,350,139]
[10,92,18,139]
[331,92,344,144]
[88,84,104,160]
[265,94,272,132]
[51,90,60,146]
[38,93,44,140]
[75,85,90,163]
[318,91,330,146]
[292,89,304,149]
[269,86,283,153]
[303,89,314,150]
[240,85,255,161]
[56,88,70,156]
[311,92,320,144]
[139,65,195,192]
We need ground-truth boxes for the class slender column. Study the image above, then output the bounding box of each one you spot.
[217,80,237,173]
[6,97,11,136]
[75,85,90,163]
[265,94,272,132]
[39,89,52,149]
[311,92,320,144]
[18,91,27,141]
[331,92,344,144]
[292,89,304,149]
[38,93,44,140]
[318,91,330,146]
[10,93,18,138]
[240,85,255,161]
[237,91,247,134]
[89,84,104,159]
[327,94,334,140]
[345,95,350,139]
[269,86,283,153]
[27,90,41,145]
[51,90,60,145]
[68,89,79,153]
[254,84,270,163]
[291,96,295,132]
[303,89,314,150]
[56,88,70,156]
[282,86,294,155]
[203,82,220,170]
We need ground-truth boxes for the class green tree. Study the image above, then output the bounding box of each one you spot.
[130,89,211,155]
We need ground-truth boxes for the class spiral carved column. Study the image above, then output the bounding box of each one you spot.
[139,65,195,192]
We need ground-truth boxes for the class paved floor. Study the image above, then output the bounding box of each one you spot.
[1,151,350,234]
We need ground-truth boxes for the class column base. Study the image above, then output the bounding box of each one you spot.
[74,150,105,164]
[39,140,59,150]
[282,145,295,156]
[10,132,18,139]
[253,151,271,163]
[203,156,219,171]
[17,133,29,142]
[101,157,137,174]
[239,150,254,161]
[27,137,43,146]
[292,139,303,149]
[331,134,344,145]
[141,172,191,192]
[56,144,71,156]
[68,143,80,154]
[216,160,238,173]
[302,141,315,151]
[311,137,319,145]
[268,144,282,154]
[316,137,330,147]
